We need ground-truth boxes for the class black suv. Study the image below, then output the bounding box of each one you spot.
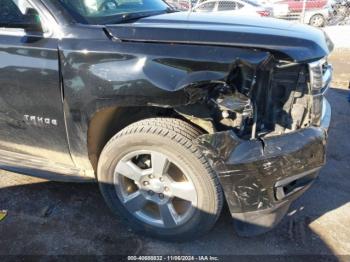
[0,0,332,240]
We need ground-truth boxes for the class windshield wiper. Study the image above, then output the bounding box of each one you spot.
[117,8,175,23]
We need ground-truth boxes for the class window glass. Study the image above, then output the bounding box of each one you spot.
[0,0,33,26]
[55,0,169,23]
[196,1,216,11]
[236,2,244,8]
[241,0,258,6]
[218,1,236,10]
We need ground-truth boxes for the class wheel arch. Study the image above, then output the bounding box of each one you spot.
[87,105,210,173]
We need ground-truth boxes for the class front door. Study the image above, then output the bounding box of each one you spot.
[0,0,74,166]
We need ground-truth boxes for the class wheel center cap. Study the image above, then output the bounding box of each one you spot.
[148,179,164,193]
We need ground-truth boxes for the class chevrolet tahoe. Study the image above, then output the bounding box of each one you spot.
[0,0,333,240]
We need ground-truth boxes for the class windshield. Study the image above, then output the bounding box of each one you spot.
[50,0,171,24]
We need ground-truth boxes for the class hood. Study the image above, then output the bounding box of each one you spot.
[106,12,333,62]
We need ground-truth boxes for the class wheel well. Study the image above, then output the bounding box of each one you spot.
[310,13,325,22]
[87,106,205,172]
[311,13,324,18]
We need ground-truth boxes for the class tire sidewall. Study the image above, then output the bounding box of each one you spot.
[97,132,218,239]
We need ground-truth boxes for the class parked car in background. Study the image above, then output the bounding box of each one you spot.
[302,7,331,26]
[276,0,328,12]
[247,0,290,17]
[166,0,197,10]
[193,0,272,16]
[275,3,331,26]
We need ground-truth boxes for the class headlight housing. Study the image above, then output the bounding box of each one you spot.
[308,58,333,126]
[308,58,333,94]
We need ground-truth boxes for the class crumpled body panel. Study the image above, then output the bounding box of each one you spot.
[197,127,326,235]
[58,35,272,170]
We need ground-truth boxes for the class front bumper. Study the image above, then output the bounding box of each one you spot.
[197,97,331,236]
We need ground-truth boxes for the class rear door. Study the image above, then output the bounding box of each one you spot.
[0,0,74,166]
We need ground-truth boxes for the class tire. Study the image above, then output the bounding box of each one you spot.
[97,118,223,241]
[309,14,325,27]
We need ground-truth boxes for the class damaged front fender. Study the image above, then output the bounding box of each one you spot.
[59,35,274,170]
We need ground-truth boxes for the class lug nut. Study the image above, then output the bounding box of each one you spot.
[148,174,154,179]
[222,110,230,119]
[164,187,169,192]
[159,193,164,199]
[159,177,164,182]
[148,190,154,196]
[143,181,149,186]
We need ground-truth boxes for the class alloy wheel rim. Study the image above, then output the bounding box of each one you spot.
[113,150,198,228]
[311,15,324,27]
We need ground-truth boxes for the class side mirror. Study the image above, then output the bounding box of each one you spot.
[0,8,43,33]
[22,8,43,33]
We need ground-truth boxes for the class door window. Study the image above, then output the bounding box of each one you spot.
[236,2,244,9]
[196,1,216,11]
[218,1,237,10]
[0,0,33,27]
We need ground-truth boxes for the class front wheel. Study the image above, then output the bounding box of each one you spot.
[309,14,326,27]
[97,118,223,241]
